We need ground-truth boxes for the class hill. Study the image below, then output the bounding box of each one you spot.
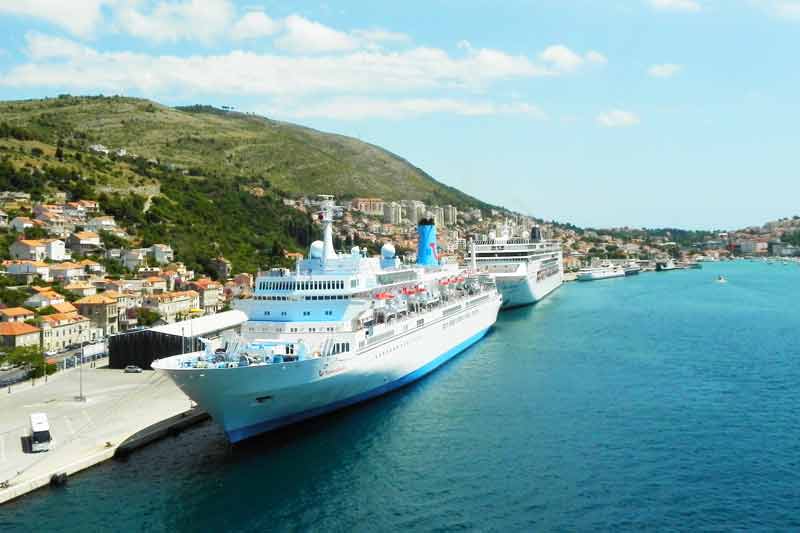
[0,95,495,275]
[0,95,491,209]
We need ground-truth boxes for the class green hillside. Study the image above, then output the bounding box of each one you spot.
[0,95,493,275]
[0,95,490,208]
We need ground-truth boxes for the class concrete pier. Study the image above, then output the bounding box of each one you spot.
[0,361,200,505]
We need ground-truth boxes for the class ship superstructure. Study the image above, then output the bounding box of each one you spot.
[467,223,563,309]
[153,196,502,442]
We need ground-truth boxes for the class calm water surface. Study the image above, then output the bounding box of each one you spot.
[3,261,800,531]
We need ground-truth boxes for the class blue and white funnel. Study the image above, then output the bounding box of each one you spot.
[416,218,439,267]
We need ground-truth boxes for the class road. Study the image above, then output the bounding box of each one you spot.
[0,361,190,503]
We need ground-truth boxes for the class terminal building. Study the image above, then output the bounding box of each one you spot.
[109,310,248,369]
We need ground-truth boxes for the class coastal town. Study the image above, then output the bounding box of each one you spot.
[2,187,800,373]
[282,195,800,269]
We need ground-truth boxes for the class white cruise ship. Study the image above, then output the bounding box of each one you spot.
[576,264,626,281]
[153,197,502,443]
[468,223,563,309]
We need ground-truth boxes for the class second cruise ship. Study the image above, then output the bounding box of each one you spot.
[468,223,563,309]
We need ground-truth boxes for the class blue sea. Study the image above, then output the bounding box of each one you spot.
[4,261,800,531]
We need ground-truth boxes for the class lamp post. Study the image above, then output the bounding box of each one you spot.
[77,341,86,402]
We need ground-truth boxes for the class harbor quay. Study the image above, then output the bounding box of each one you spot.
[0,360,195,505]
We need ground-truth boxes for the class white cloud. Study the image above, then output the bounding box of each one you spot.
[647,0,702,12]
[115,0,235,43]
[0,0,109,38]
[351,28,410,45]
[275,15,359,53]
[597,110,640,127]
[231,10,280,40]
[25,32,97,60]
[539,45,607,73]
[751,1,800,20]
[773,1,800,18]
[586,50,608,65]
[4,33,556,96]
[648,63,682,77]
[265,97,546,120]
[540,45,583,71]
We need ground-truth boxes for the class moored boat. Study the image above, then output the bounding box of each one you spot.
[153,196,503,443]
[576,264,626,281]
[467,223,563,309]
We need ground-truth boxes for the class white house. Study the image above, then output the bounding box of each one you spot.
[50,261,86,282]
[143,290,199,323]
[123,248,148,270]
[150,244,174,265]
[67,231,102,255]
[10,216,34,233]
[40,313,93,351]
[88,144,109,155]
[3,259,52,281]
[9,239,67,261]
[24,290,66,309]
[86,216,117,233]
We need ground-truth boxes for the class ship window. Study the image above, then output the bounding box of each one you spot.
[264,311,270,316]
[351,279,358,288]
[303,311,310,316]
[281,311,287,316]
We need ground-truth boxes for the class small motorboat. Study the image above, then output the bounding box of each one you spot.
[716,275,727,284]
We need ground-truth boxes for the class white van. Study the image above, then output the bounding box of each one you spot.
[29,413,51,453]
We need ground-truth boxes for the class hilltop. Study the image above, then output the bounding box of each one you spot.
[0,95,492,209]
[0,95,497,274]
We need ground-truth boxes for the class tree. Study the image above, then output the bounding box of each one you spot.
[23,226,50,240]
[0,286,28,307]
[7,345,53,378]
[135,307,161,327]
[99,229,127,249]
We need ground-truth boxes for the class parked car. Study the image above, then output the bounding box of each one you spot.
[44,350,58,357]
[124,365,143,373]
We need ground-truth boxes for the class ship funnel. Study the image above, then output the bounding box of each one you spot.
[416,217,439,267]
[530,226,543,242]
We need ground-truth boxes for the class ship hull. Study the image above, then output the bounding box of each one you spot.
[154,294,501,443]
[494,270,562,309]
[576,270,626,281]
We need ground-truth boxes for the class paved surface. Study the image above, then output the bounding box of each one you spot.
[0,361,191,504]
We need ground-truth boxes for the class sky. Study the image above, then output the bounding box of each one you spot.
[1,0,799,230]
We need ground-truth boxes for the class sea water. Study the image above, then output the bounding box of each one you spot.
[3,261,800,531]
